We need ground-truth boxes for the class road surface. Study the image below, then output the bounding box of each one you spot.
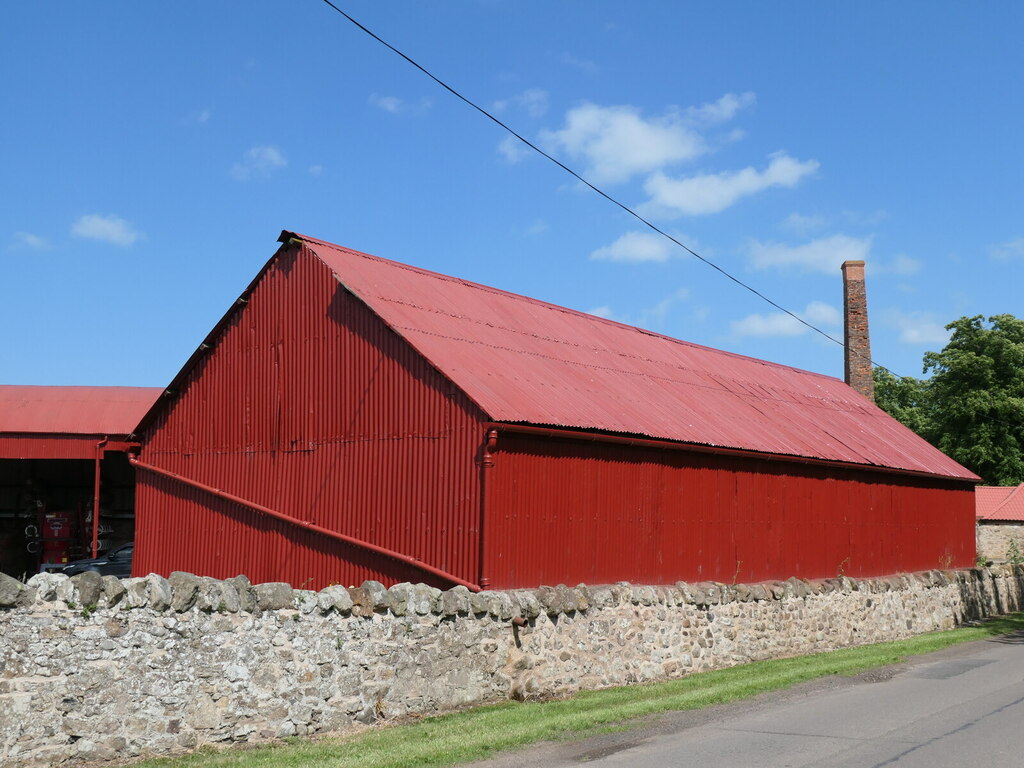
[468,632,1024,767]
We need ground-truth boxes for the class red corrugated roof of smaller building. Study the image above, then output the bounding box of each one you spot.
[976,484,1024,521]
[0,385,162,436]
[288,232,978,481]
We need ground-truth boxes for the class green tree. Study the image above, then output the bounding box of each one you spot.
[922,314,1024,485]
[873,367,931,437]
[873,314,1024,485]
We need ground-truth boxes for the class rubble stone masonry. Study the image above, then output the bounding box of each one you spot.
[2,566,1022,766]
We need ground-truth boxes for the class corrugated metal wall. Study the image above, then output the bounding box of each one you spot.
[483,432,976,589]
[136,245,487,589]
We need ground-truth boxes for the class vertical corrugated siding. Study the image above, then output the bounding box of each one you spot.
[136,245,486,589]
[484,432,975,589]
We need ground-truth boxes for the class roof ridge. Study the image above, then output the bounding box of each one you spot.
[293,232,844,385]
[993,483,1024,516]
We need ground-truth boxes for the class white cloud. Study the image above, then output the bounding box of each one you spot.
[883,310,951,345]
[642,152,819,217]
[539,103,707,184]
[685,92,756,125]
[70,214,140,247]
[590,231,673,263]
[731,301,840,338]
[748,234,871,274]
[991,237,1024,261]
[369,93,431,115]
[586,305,616,319]
[562,53,599,74]
[369,93,403,113]
[883,253,921,275]
[494,88,549,118]
[308,164,323,176]
[497,135,531,163]
[230,145,286,181]
[524,219,548,237]
[12,231,50,250]
[642,287,691,325]
[781,212,826,235]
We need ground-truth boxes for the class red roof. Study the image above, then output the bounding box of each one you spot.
[976,484,1024,521]
[288,232,976,481]
[0,385,161,436]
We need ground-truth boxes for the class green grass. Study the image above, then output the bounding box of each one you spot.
[135,614,1024,768]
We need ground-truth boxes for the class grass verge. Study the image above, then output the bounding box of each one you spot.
[135,613,1024,768]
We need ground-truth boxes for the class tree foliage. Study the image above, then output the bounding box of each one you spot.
[873,314,1024,485]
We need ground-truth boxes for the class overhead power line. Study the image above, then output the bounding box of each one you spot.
[317,1,886,361]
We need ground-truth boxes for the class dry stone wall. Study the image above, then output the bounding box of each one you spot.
[1,566,1022,767]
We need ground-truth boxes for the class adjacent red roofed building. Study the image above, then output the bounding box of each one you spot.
[132,232,979,589]
[0,385,161,576]
[976,484,1024,561]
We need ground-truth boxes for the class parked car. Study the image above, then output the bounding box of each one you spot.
[60,543,133,578]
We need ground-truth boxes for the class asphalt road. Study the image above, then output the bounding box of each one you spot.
[468,632,1024,768]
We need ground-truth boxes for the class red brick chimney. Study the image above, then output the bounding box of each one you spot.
[841,260,874,400]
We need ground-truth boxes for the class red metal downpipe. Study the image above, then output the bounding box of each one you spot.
[130,457,482,591]
[488,423,965,482]
[92,437,108,557]
[478,428,498,589]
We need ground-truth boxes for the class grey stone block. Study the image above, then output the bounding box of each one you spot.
[0,572,25,607]
[319,584,355,615]
[255,582,294,611]
[361,581,390,612]
[168,571,202,612]
[226,575,256,613]
[71,571,103,608]
[101,575,126,606]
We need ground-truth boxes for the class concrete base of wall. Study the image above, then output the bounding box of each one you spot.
[1,566,1021,766]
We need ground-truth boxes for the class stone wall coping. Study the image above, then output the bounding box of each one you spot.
[3,566,1017,617]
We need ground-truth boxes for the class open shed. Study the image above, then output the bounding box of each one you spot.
[0,385,161,577]
[132,232,978,590]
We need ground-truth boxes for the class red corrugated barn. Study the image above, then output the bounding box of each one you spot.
[0,385,160,576]
[132,231,978,590]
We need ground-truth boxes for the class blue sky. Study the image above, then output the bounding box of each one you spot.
[3,2,1021,387]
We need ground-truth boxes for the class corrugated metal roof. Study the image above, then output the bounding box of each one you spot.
[976,484,1024,521]
[0,385,161,436]
[290,232,977,481]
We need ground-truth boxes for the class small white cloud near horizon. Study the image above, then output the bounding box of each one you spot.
[71,214,140,247]
[539,102,708,185]
[685,92,756,125]
[369,93,431,115]
[12,231,50,250]
[781,212,826,235]
[369,93,403,113]
[643,152,819,217]
[731,300,840,338]
[494,88,549,118]
[498,135,531,163]
[562,53,599,74]
[991,237,1024,261]
[642,287,691,326]
[883,309,951,346]
[590,231,673,263]
[748,233,871,274]
[881,253,921,275]
[230,145,286,181]
[585,305,616,320]
[524,219,548,237]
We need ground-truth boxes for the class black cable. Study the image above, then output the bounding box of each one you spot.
[318,2,848,345]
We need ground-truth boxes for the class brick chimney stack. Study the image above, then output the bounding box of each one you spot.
[841,260,874,400]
